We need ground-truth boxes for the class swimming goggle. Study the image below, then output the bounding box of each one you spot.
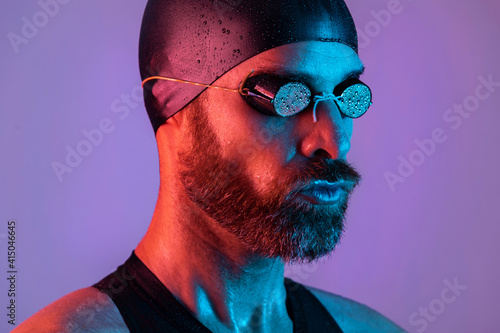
[142,70,372,122]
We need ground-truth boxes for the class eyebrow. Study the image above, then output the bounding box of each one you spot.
[255,66,366,85]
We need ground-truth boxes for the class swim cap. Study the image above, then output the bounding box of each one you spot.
[139,0,358,133]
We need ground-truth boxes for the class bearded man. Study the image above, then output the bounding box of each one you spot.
[15,0,404,332]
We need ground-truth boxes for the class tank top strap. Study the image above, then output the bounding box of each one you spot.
[93,251,211,332]
[93,251,343,332]
[284,278,344,332]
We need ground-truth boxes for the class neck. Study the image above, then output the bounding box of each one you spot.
[135,186,293,332]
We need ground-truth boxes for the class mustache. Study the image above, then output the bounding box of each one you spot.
[286,158,362,193]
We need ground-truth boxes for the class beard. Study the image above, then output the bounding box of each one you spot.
[177,99,361,264]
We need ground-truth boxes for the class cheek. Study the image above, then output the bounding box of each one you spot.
[242,149,290,193]
[206,89,296,189]
[228,118,295,191]
[207,89,260,143]
[343,118,354,140]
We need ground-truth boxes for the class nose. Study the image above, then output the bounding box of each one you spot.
[297,99,352,160]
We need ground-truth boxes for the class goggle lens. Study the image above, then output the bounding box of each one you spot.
[273,82,312,116]
[335,82,372,118]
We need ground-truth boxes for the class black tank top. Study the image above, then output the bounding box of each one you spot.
[92,251,343,332]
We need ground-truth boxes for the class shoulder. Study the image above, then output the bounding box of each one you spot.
[13,287,129,333]
[304,285,407,333]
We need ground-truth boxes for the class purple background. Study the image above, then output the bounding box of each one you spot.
[1,0,499,332]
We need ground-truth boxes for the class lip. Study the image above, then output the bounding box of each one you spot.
[298,180,353,205]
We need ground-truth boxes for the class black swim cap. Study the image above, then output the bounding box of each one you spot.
[139,0,358,133]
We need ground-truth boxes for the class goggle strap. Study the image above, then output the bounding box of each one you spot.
[312,93,342,122]
[141,70,256,96]
[238,70,255,96]
[141,76,240,93]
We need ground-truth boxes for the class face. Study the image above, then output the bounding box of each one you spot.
[177,41,364,264]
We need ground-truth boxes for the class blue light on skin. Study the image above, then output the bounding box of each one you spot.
[138,41,368,332]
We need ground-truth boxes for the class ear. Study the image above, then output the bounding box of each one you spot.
[155,110,188,181]
[155,109,187,153]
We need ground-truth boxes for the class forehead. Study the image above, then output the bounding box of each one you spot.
[223,41,364,85]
